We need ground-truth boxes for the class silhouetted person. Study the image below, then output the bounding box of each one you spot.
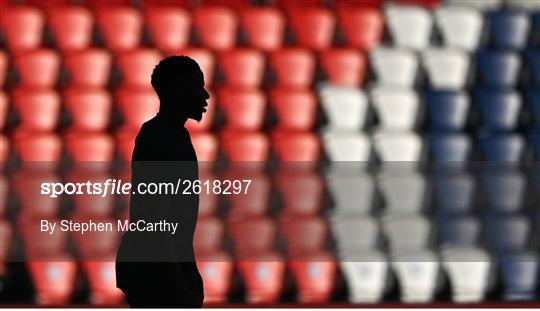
[115,56,209,308]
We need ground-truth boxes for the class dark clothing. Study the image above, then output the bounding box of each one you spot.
[115,113,204,307]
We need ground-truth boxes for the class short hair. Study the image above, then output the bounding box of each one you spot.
[151,56,201,97]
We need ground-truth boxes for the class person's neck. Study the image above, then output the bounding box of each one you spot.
[156,110,187,128]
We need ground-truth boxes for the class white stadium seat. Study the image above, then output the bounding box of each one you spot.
[326,172,375,215]
[371,87,420,131]
[370,48,419,87]
[319,84,369,131]
[378,171,426,215]
[435,6,484,51]
[422,48,471,90]
[385,5,433,50]
[340,251,389,304]
[391,251,440,303]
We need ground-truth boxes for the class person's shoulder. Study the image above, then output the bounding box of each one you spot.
[135,116,160,140]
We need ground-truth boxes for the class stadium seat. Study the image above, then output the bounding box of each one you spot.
[477,50,521,88]
[322,132,371,164]
[218,88,265,131]
[385,4,433,50]
[95,6,143,52]
[27,260,77,306]
[47,6,94,53]
[144,6,190,52]
[13,49,61,88]
[64,48,112,88]
[441,246,491,303]
[339,251,388,303]
[220,131,269,162]
[371,87,420,131]
[391,251,439,303]
[82,261,125,305]
[425,91,470,131]
[197,256,234,304]
[270,88,317,131]
[336,6,383,50]
[281,216,327,255]
[0,176,7,216]
[115,128,138,163]
[177,48,215,86]
[326,172,375,215]
[64,88,112,132]
[370,48,419,87]
[319,48,367,86]
[438,216,481,246]
[0,6,44,52]
[485,215,531,254]
[505,0,540,11]
[237,257,286,304]
[331,216,379,252]
[382,215,432,252]
[116,49,163,87]
[13,133,62,163]
[82,0,132,8]
[479,133,525,163]
[0,50,7,87]
[66,174,116,217]
[527,89,540,127]
[444,0,501,11]
[272,132,320,163]
[116,88,159,131]
[186,90,214,132]
[526,49,540,86]
[269,48,315,88]
[229,217,276,256]
[240,7,285,51]
[196,172,219,216]
[194,217,223,252]
[64,132,115,163]
[0,91,7,130]
[481,170,525,213]
[0,220,11,275]
[378,172,426,215]
[433,171,476,214]
[393,0,440,8]
[421,48,470,90]
[275,173,324,217]
[12,89,60,132]
[488,11,530,50]
[11,171,61,217]
[191,132,219,162]
[288,7,335,50]
[499,252,539,301]
[226,174,270,220]
[219,49,265,88]
[319,84,369,132]
[429,133,472,162]
[193,6,237,51]
[0,135,6,172]
[434,6,483,51]
[289,255,337,303]
[373,131,423,164]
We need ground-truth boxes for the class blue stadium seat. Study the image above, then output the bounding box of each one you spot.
[484,215,531,254]
[488,11,531,50]
[433,171,476,214]
[429,133,472,162]
[477,50,521,87]
[526,49,540,86]
[425,91,469,131]
[479,134,525,163]
[481,170,525,213]
[438,215,480,246]
[475,89,522,131]
[526,89,540,128]
[499,252,539,301]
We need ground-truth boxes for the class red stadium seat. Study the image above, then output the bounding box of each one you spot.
[0,135,7,172]
[13,49,60,88]
[281,216,327,254]
[71,217,121,259]
[0,220,12,276]
[336,6,384,50]
[65,48,112,88]
[229,217,276,257]
[191,132,219,162]
[12,89,60,132]
[240,7,285,51]
[116,88,159,131]
[335,0,383,6]
[219,49,265,88]
[117,48,162,87]
[95,6,142,52]
[272,132,321,162]
[194,216,223,252]
[193,6,237,51]
[64,88,112,132]
[13,133,62,163]
[320,48,367,86]
[174,47,216,86]
[12,172,61,217]
[19,217,68,257]
[0,6,44,53]
[65,174,115,217]
[139,0,190,7]
[198,0,251,7]
[81,0,132,8]
[20,0,72,9]
[82,261,125,305]
[275,172,323,218]
[197,254,233,304]
[186,90,215,132]
[0,175,7,217]
[198,172,219,216]
[393,0,440,9]
[288,7,335,50]
[0,50,7,87]
[269,48,315,88]
[238,255,286,304]
[144,6,190,52]
[0,91,7,130]
[64,132,114,162]
[270,88,317,131]
[115,128,138,162]
[226,174,270,221]
[220,131,269,162]
[27,259,77,306]
[47,6,93,53]
[289,255,337,303]
[218,88,266,131]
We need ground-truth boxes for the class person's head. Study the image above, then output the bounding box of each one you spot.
[151,56,210,122]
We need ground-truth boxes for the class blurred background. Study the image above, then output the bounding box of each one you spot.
[0,0,540,307]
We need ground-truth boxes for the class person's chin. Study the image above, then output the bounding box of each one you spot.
[189,112,204,122]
